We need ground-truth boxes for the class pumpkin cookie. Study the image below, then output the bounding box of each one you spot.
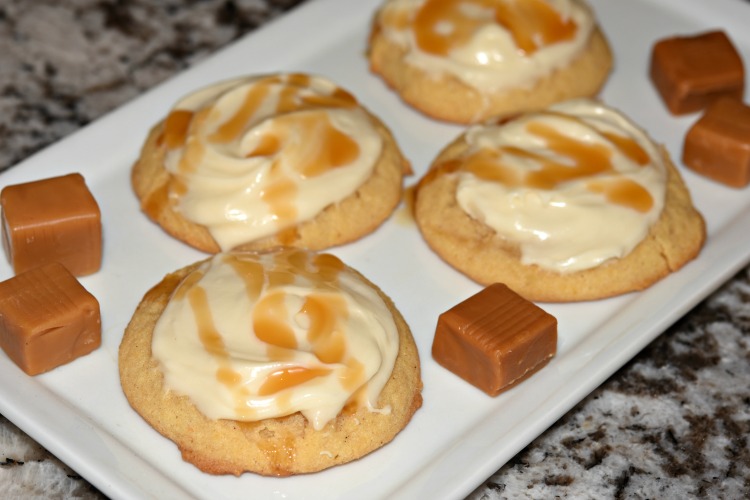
[414,99,706,301]
[368,0,613,124]
[132,73,411,253]
[119,248,422,476]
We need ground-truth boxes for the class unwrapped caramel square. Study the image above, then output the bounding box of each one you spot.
[432,283,557,396]
[0,262,101,375]
[1,173,102,276]
[682,97,750,188]
[650,31,744,115]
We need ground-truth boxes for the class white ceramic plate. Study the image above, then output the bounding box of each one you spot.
[1,0,749,498]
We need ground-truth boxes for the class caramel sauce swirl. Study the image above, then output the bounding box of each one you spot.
[428,99,667,272]
[151,249,399,430]
[376,0,594,92]
[413,0,577,56]
[160,74,383,250]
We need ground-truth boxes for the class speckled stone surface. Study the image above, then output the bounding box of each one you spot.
[1,1,749,499]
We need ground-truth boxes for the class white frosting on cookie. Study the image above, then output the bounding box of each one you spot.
[376,0,595,92]
[151,250,400,430]
[161,74,383,250]
[453,99,668,272]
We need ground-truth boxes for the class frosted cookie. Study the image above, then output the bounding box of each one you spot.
[132,73,411,253]
[119,248,422,476]
[414,99,706,302]
[368,0,613,124]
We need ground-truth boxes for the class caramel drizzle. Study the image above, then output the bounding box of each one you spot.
[181,270,254,419]
[181,250,371,420]
[431,116,654,213]
[412,0,577,57]
[162,109,193,149]
[159,74,363,232]
[258,366,333,396]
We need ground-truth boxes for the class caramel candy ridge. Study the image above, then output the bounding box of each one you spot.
[649,30,745,115]
[432,283,557,397]
[0,173,102,276]
[0,262,101,376]
[682,97,750,188]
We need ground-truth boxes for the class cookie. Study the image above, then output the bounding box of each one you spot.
[132,73,411,253]
[414,99,706,302]
[119,249,422,476]
[368,0,613,124]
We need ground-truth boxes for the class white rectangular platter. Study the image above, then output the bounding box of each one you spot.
[1,0,749,498]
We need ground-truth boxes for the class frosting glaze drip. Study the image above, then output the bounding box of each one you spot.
[433,99,667,272]
[377,0,594,92]
[151,249,400,431]
[160,73,383,250]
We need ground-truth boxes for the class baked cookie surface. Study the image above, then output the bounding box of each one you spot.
[119,249,422,476]
[132,73,411,253]
[368,0,613,124]
[414,99,706,302]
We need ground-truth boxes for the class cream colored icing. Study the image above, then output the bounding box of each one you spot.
[151,249,400,431]
[161,74,383,250]
[453,99,667,272]
[376,0,595,92]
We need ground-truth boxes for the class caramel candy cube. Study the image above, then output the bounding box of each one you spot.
[1,173,102,276]
[432,283,557,397]
[650,31,744,115]
[682,97,750,188]
[0,262,101,375]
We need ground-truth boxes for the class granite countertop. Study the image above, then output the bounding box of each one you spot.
[1,1,749,498]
